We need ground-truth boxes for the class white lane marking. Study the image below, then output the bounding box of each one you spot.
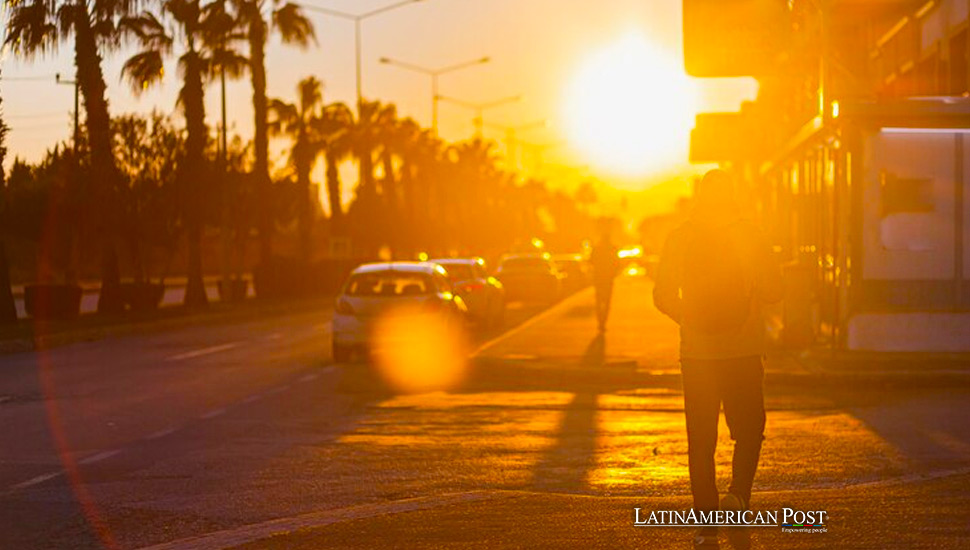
[8,471,62,491]
[134,491,503,550]
[266,333,283,341]
[199,408,226,420]
[471,288,593,357]
[146,427,177,440]
[240,394,262,404]
[298,373,319,383]
[166,343,240,362]
[266,385,290,395]
[79,449,120,465]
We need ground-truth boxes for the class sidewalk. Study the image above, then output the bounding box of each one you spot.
[474,273,970,388]
[793,347,970,386]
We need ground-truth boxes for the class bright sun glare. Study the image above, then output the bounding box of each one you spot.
[565,33,698,178]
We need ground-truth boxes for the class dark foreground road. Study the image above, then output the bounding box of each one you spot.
[2,275,970,549]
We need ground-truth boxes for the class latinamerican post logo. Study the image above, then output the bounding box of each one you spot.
[634,507,828,533]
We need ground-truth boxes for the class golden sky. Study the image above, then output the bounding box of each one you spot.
[2,0,756,216]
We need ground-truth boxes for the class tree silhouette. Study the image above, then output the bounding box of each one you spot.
[121,0,229,307]
[318,101,354,231]
[269,76,324,262]
[231,0,314,264]
[0,73,16,323]
[6,0,134,312]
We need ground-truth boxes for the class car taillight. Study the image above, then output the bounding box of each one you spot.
[335,298,355,315]
[459,282,485,293]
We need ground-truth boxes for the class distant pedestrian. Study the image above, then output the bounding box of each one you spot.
[589,227,620,332]
[653,169,783,548]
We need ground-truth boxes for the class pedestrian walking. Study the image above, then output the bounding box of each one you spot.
[653,169,783,548]
[590,227,620,332]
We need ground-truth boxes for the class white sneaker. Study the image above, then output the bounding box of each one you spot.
[693,528,719,548]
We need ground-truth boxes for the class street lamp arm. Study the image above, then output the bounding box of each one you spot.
[479,95,522,110]
[379,57,436,75]
[437,56,490,75]
[484,119,547,132]
[361,0,425,19]
[297,3,357,20]
[435,94,479,110]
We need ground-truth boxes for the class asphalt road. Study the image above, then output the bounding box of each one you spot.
[2,276,969,549]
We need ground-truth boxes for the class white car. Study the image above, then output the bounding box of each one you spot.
[332,262,468,362]
[432,258,505,327]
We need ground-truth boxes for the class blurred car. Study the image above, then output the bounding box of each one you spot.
[552,253,591,294]
[432,257,505,327]
[332,262,468,362]
[495,252,563,304]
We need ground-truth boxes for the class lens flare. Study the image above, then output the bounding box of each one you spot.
[371,305,470,394]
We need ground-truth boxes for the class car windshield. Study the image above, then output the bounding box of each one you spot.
[438,264,474,281]
[500,257,550,271]
[345,272,432,297]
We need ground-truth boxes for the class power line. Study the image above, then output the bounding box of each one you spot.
[6,111,69,120]
[0,74,59,82]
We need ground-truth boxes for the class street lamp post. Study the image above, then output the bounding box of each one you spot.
[435,94,522,139]
[483,119,547,171]
[300,0,427,111]
[55,73,80,153]
[55,73,80,284]
[379,56,490,135]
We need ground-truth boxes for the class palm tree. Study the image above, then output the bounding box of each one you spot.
[317,101,354,233]
[0,74,16,323]
[121,0,226,307]
[268,76,324,262]
[231,0,314,264]
[6,0,133,313]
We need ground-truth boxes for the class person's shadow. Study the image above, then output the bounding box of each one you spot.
[581,332,606,366]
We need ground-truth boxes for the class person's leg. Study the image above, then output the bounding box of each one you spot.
[720,356,766,507]
[681,360,722,513]
[594,282,603,325]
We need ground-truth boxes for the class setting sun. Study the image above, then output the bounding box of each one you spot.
[564,33,698,177]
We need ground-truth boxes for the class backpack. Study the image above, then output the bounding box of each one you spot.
[680,222,751,334]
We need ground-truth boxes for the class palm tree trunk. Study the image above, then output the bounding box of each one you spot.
[74,3,123,313]
[0,70,14,324]
[0,239,16,323]
[249,19,273,264]
[325,151,343,233]
[182,52,208,308]
[296,153,313,264]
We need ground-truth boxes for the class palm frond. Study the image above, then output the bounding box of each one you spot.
[120,12,173,51]
[121,50,166,95]
[297,76,322,115]
[271,2,314,48]
[4,0,58,58]
[267,98,298,135]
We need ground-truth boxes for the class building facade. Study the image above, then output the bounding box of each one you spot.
[689,0,970,351]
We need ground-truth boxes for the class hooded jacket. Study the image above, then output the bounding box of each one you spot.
[653,212,783,360]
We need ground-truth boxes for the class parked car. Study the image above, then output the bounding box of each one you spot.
[552,253,592,294]
[495,252,563,304]
[432,257,505,327]
[332,262,468,362]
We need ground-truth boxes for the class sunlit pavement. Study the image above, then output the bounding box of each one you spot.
[2,275,970,549]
